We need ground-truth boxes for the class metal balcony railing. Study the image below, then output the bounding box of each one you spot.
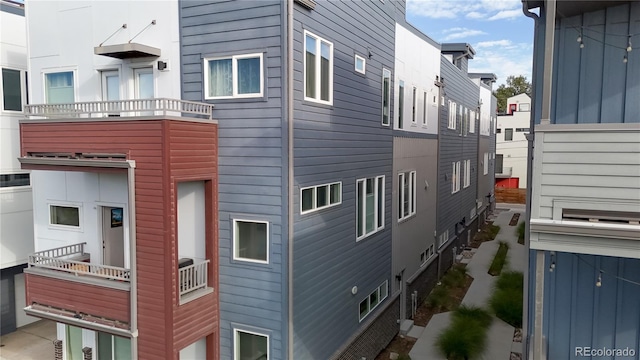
[28,243,130,282]
[24,98,214,120]
[179,260,210,297]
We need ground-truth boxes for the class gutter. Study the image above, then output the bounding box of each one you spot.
[287,0,295,358]
[521,1,540,358]
[127,161,139,359]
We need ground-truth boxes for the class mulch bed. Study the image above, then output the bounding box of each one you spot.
[509,213,520,226]
[469,221,495,248]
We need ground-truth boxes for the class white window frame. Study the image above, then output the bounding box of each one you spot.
[397,80,405,129]
[300,181,342,214]
[451,161,461,194]
[421,244,435,266]
[469,110,476,133]
[483,153,489,175]
[43,69,77,104]
[463,159,471,188]
[438,230,449,248]
[354,54,366,74]
[203,53,264,99]
[1,68,26,113]
[232,219,270,264]
[233,329,269,360]
[359,280,389,322]
[381,68,391,126]
[448,101,457,130]
[304,30,333,105]
[356,175,385,241]
[48,203,82,230]
[398,171,416,221]
[422,91,428,126]
[411,86,417,124]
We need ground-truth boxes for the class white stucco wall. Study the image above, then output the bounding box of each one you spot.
[25,0,182,104]
[478,86,492,136]
[31,171,130,268]
[394,23,441,135]
[1,4,33,270]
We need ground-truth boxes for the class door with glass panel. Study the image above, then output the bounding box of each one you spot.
[133,68,153,115]
[101,71,119,116]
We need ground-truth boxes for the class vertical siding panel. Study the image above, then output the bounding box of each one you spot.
[600,4,629,123]
[555,15,581,125]
[577,10,605,124]
[624,2,640,123]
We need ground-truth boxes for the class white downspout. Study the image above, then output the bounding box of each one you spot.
[127,161,139,359]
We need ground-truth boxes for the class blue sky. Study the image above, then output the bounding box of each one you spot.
[406,0,535,87]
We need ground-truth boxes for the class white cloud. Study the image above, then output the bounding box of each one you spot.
[407,0,521,20]
[470,45,533,87]
[487,9,523,21]
[441,27,487,41]
[475,40,512,48]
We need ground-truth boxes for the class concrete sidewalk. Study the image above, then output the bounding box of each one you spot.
[0,320,56,360]
[409,204,525,360]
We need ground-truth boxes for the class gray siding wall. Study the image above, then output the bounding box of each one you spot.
[437,58,481,245]
[291,1,397,359]
[391,137,438,294]
[541,252,640,360]
[549,2,639,124]
[179,1,287,358]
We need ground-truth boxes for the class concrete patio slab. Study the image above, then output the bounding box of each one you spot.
[0,320,56,360]
[409,312,451,360]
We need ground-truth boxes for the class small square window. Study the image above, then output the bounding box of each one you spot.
[233,220,269,263]
[50,205,80,227]
[234,329,268,360]
[45,71,74,104]
[355,54,366,74]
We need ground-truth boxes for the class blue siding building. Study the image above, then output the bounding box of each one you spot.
[524,1,640,359]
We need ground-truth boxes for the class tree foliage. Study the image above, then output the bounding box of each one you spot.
[493,75,532,113]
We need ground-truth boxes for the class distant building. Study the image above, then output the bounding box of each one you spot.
[496,93,530,189]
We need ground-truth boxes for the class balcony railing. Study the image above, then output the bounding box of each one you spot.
[24,98,214,120]
[29,243,130,282]
[179,260,210,297]
[495,166,513,178]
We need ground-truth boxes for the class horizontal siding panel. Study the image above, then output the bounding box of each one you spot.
[543,152,640,165]
[542,163,640,177]
[542,141,640,153]
[540,185,640,200]
[540,174,640,188]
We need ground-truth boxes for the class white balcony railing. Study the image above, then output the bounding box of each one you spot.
[29,243,130,282]
[179,260,210,297]
[495,166,513,178]
[24,98,214,120]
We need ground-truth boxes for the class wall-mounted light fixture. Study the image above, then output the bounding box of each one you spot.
[157,60,167,71]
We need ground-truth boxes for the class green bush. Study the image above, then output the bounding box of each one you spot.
[398,354,411,360]
[437,306,490,359]
[490,271,523,328]
[441,265,468,288]
[488,241,509,276]
[426,285,449,311]
[516,221,525,245]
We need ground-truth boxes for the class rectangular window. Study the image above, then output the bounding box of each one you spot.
[422,91,427,125]
[305,31,333,104]
[469,110,476,133]
[359,281,389,321]
[411,87,417,123]
[458,104,464,134]
[382,69,391,126]
[464,108,469,136]
[448,101,457,130]
[50,205,80,227]
[66,325,83,360]
[233,220,269,263]
[421,244,436,266]
[2,68,22,111]
[438,230,449,248]
[101,70,120,101]
[300,182,342,214]
[45,71,74,104]
[398,171,416,221]
[451,161,461,194]
[496,154,504,174]
[483,153,489,175]
[398,81,404,129]
[497,128,502,134]
[0,173,30,188]
[463,160,471,188]
[505,128,513,141]
[205,53,263,99]
[516,128,530,132]
[355,54,366,74]
[234,329,269,360]
[356,176,385,240]
[519,103,530,111]
[98,332,132,360]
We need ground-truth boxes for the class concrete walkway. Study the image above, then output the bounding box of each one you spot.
[409,204,525,360]
[0,320,56,360]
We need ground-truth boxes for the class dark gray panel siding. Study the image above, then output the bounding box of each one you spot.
[541,252,640,360]
[548,2,640,124]
[179,1,286,358]
[437,58,480,245]
[291,1,397,359]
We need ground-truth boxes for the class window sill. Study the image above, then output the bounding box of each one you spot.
[397,213,416,224]
[303,98,334,109]
[356,227,384,242]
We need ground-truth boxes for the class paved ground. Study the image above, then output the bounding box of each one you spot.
[409,203,525,360]
[0,320,56,360]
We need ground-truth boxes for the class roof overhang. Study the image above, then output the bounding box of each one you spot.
[19,157,135,169]
[94,43,160,59]
[524,0,632,18]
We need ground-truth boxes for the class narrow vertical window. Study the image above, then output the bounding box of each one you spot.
[355,54,366,74]
[2,68,22,111]
[357,176,385,240]
[304,31,333,104]
[412,87,417,123]
[398,81,404,129]
[382,69,391,126]
[422,91,427,125]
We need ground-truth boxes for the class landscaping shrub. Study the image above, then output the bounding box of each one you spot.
[397,354,411,360]
[490,271,523,328]
[488,224,501,239]
[426,285,449,311]
[437,306,490,360]
[516,221,525,245]
[488,241,509,276]
[441,264,468,288]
